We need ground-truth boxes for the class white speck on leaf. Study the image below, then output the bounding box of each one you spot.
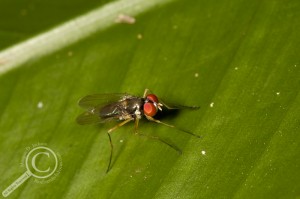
[37,102,43,109]
[201,150,206,155]
[210,102,214,107]
[194,73,199,78]
[137,34,143,39]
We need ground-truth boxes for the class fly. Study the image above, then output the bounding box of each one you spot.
[76,89,200,173]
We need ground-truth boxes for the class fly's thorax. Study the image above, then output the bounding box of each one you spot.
[125,97,144,119]
[134,109,142,119]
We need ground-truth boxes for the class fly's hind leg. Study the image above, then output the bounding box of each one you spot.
[106,118,134,173]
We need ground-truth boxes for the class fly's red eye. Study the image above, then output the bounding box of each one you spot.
[143,102,158,117]
[146,94,159,103]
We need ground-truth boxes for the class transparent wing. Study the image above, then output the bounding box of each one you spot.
[78,93,132,109]
[76,111,117,125]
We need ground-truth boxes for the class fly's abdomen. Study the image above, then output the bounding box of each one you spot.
[99,103,122,119]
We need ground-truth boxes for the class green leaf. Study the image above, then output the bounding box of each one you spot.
[0,0,299,198]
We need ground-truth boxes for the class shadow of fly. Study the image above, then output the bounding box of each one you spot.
[76,89,200,173]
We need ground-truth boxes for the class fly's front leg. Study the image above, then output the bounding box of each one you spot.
[159,99,200,110]
[145,115,201,138]
[145,115,174,128]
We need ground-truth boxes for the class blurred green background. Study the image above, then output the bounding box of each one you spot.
[0,0,299,198]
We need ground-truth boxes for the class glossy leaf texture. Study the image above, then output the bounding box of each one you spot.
[0,0,299,198]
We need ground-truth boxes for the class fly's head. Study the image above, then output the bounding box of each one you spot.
[143,94,163,117]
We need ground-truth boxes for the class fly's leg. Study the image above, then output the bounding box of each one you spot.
[108,118,134,133]
[159,99,200,110]
[106,133,113,173]
[145,115,201,139]
[106,118,134,173]
[132,116,181,154]
[145,115,174,128]
[136,132,182,154]
[143,88,151,98]
[134,118,140,134]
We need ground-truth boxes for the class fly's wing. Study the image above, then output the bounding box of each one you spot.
[77,93,136,125]
[76,111,101,125]
[76,111,117,125]
[78,93,133,109]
